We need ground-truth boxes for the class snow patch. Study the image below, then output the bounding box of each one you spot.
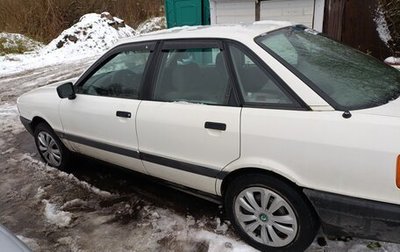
[61,199,87,210]
[0,104,24,139]
[35,187,46,199]
[16,235,40,251]
[0,104,18,117]
[0,12,136,76]
[384,57,400,70]
[0,32,43,52]
[253,20,292,27]
[192,230,256,252]
[374,6,392,46]
[214,217,229,235]
[43,12,135,56]
[385,56,400,64]
[60,172,113,198]
[42,199,72,227]
[18,153,114,197]
[136,17,166,35]
[57,236,81,251]
[1,147,16,155]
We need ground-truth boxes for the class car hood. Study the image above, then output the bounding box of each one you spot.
[19,77,78,98]
[38,77,78,90]
[355,97,400,118]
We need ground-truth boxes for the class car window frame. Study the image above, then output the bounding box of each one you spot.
[254,25,346,111]
[74,42,156,100]
[222,39,310,111]
[144,38,240,107]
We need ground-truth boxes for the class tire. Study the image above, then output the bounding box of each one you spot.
[224,173,319,252]
[34,122,72,171]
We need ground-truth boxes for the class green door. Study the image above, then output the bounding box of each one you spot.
[165,0,210,28]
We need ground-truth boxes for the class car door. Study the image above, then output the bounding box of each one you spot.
[136,40,241,194]
[59,42,155,174]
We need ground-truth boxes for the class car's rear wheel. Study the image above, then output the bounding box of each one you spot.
[34,123,72,170]
[225,173,319,252]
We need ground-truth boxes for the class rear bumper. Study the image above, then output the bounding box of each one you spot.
[304,189,400,243]
[20,116,33,135]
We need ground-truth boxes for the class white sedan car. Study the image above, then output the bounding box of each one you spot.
[0,225,30,252]
[17,22,400,251]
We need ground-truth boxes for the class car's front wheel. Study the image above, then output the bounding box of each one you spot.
[225,173,319,252]
[34,122,72,170]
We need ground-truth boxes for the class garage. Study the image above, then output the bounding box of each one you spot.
[209,0,325,31]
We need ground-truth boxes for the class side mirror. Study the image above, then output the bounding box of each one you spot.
[57,82,76,99]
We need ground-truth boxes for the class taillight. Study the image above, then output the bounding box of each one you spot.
[397,155,400,188]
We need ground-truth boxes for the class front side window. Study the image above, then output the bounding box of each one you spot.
[153,46,230,105]
[77,50,151,99]
[228,43,299,107]
[256,26,400,110]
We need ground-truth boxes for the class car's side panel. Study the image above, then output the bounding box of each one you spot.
[218,108,400,205]
[59,95,146,174]
[137,101,241,194]
[17,84,64,133]
[141,161,218,194]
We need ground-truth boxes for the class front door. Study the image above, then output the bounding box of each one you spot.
[59,43,155,173]
[136,40,241,194]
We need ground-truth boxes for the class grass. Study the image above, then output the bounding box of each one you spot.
[0,37,30,56]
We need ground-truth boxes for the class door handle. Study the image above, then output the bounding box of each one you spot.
[204,121,226,131]
[116,111,131,118]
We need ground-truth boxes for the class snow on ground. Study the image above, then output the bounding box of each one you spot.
[44,12,134,56]
[0,12,135,76]
[42,200,72,227]
[136,17,166,35]
[0,33,43,54]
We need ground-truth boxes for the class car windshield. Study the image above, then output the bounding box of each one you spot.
[256,26,400,110]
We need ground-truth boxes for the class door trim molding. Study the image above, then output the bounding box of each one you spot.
[58,131,141,159]
[56,131,228,179]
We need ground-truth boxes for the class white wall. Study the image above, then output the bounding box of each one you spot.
[210,0,325,32]
[260,0,314,27]
[313,0,325,32]
[210,0,255,24]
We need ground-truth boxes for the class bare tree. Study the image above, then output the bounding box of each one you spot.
[378,0,400,57]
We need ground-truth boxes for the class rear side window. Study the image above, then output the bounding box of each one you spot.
[256,26,400,110]
[77,50,151,99]
[153,46,230,105]
[228,43,301,108]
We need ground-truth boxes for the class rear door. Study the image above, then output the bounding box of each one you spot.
[136,40,241,194]
[59,42,155,173]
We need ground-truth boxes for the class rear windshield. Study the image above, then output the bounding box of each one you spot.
[256,26,400,110]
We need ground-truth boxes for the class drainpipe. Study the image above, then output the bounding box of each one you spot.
[255,0,260,21]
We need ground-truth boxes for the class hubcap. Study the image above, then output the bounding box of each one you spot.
[37,132,62,166]
[234,187,298,247]
[259,213,268,222]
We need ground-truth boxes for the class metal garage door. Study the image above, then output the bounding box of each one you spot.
[260,0,314,27]
[211,0,255,24]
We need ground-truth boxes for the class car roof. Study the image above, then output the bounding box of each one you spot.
[0,225,31,252]
[118,20,294,45]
